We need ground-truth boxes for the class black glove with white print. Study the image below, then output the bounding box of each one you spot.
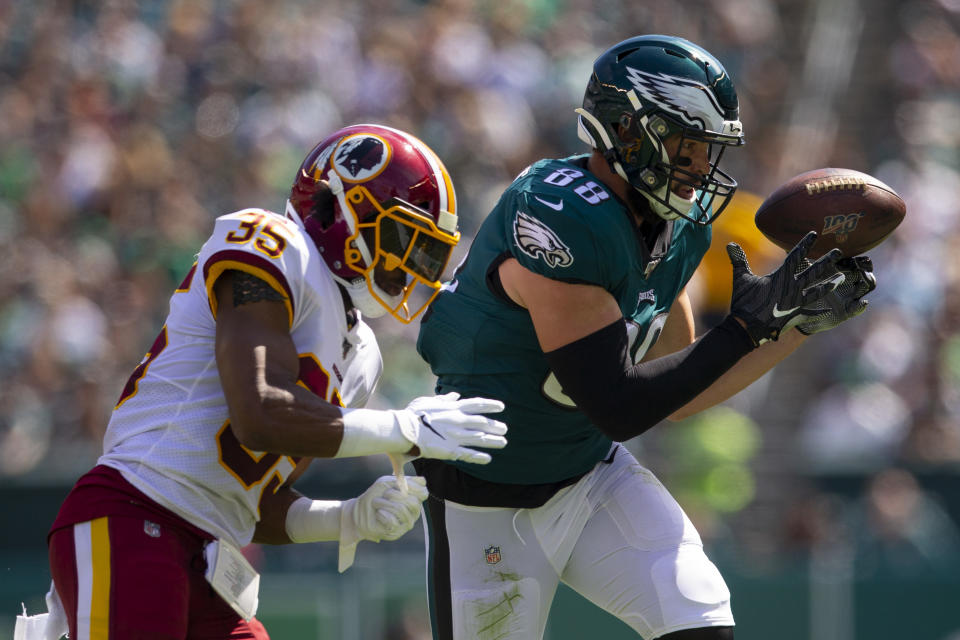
[794,255,876,335]
[727,231,844,345]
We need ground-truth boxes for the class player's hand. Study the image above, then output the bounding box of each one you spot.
[342,475,429,544]
[338,474,429,572]
[395,392,507,464]
[727,231,844,345]
[795,256,876,335]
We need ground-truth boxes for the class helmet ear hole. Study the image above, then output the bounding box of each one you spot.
[616,114,634,142]
[310,181,336,229]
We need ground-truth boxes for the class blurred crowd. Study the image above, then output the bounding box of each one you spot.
[3,0,960,573]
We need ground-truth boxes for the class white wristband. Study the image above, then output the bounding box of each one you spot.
[335,408,411,458]
[284,497,342,543]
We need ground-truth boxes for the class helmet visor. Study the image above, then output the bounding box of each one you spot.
[377,206,456,283]
[343,193,461,323]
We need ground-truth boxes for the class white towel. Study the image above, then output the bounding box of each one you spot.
[14,582,68,640]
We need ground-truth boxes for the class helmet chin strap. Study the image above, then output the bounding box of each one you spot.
[638,184,696,221]
[284,198,303,224]
[334,276,397,319]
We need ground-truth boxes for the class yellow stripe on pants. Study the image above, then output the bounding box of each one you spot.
[89,517,111,639]
[75,517,112,639]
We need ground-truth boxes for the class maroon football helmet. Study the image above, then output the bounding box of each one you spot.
[287,124,460,323]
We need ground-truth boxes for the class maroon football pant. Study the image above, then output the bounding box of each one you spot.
[49,515,269,639]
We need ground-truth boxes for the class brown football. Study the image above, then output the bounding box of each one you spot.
[754,168,906,258]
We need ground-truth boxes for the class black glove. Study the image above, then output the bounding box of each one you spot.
[795,256,876,335]
[727,231,843,345]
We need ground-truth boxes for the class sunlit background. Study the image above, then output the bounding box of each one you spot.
[2,1,960,638]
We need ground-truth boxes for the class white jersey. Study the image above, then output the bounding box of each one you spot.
[99,208,382,548]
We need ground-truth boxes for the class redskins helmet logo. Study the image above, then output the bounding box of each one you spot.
[332,133,392,182]
[513,211,573,268]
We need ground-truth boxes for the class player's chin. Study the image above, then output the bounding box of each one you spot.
[372,262,409,294]
[374,274,405,298]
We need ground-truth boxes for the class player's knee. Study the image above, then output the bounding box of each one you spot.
[644,546,733,636]
[452,578,540,639]
[652,545,730,608]
[657,625,734,639]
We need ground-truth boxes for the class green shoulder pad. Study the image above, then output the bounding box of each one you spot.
[503,158,635,288]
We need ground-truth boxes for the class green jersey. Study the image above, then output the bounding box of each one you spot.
[417,155,710,484]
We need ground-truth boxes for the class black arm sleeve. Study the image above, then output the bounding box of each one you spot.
[543,315,756,442]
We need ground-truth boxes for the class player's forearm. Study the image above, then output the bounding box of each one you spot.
[667,328,806,421]
[227,377,346,457]
[230,381,414,459]
[545,315,755,441]
[224,344,414,458]
[253,484,304,545]
[253,483,345,545]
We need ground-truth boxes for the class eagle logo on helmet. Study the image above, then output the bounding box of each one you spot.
[513,211,573,268]
[333,134,391,181]
[624,66,726,133]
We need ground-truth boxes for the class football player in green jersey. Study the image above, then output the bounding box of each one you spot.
[415,35,876,640]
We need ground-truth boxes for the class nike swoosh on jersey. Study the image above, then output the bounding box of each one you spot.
[533,196,564,211]
[772,303,800,318]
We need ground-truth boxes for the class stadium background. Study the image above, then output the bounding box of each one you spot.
[2,0,960,638]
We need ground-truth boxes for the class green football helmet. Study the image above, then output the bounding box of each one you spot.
[577,35,744,225]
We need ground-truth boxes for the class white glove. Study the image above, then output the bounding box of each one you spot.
[338,392,507,464]
[396,392,507,464]
[338,475,429,572]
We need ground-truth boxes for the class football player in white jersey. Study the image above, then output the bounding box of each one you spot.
[43,124,507,640]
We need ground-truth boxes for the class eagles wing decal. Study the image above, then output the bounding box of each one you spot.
[513,211,574,268]
[624,66,725,132]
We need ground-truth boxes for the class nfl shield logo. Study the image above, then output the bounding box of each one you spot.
[144,520,161,538]
[484,545,501,565]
